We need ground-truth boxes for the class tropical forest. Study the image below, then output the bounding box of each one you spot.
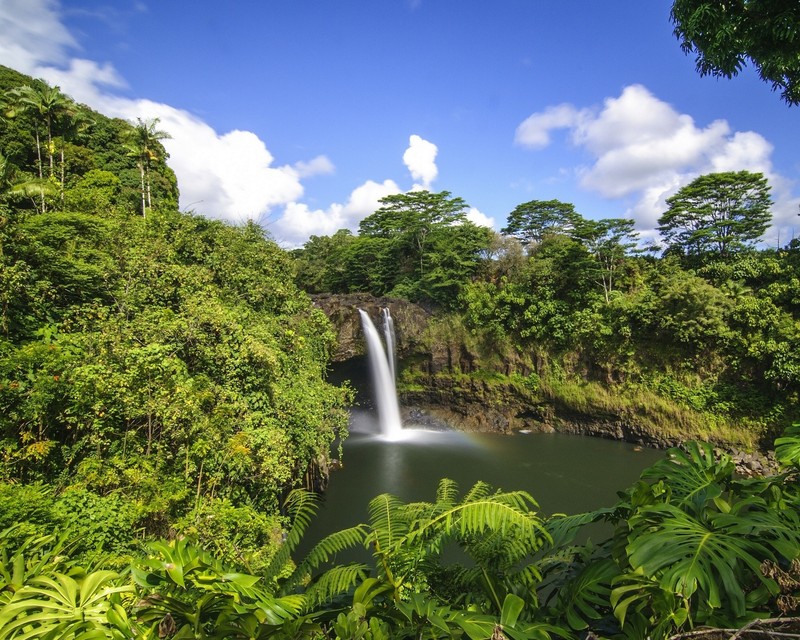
[1,3,800,639]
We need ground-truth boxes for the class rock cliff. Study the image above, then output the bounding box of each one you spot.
[313,293,771,470]
[311,293,430,361]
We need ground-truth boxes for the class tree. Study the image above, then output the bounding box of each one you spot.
[671,0,800,105]
[502,199,581,244]
[9,84,73,180]
[293,229,357,293]
[125,117,171,216]
[658,171,772,256]
[358,190,491,306]
[7,84,74,212]
[573,217,640,303]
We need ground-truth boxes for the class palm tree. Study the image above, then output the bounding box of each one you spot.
[7,84,74,213]
[125,117,171,217]
[10,84,73,180]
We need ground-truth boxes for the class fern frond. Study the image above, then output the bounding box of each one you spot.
[283,489,320,550]
[492,489,540,512]
[368,493,409,551]
[302,563,369,610]
[282,524,368,593]
[435,478,460,506]
[463,480,493,503]
[263,489,319,582]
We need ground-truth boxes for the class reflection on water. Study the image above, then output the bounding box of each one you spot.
[301,408,663,557]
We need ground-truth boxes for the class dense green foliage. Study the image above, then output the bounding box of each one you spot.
[658,171,772,257]
[293,191,492,309]
[671,0,800,105]
[1,427,799,638]
[297,188,800,443]
[0,66,350,568]
[2,49,800,638]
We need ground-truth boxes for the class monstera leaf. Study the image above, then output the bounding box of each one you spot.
[640,441,734,512]
[625,502,775,619]
[555,556,620,631]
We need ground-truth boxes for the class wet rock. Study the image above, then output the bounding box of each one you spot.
[312,293,429,362]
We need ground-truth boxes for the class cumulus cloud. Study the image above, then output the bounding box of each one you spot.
[293,155,335,178]
[270,179,401,248]
[1,1,447,244]
[0,5,369,242]
[515,104,584,149]
[403,134,438,189]
[516,84,792,244]
[0,0,76,73]
[466,207,495,229]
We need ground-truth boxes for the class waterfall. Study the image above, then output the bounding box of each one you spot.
[382,307,396,383]
[359,309,403,440]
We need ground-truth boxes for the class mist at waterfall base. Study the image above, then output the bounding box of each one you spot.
[299,311,662,559]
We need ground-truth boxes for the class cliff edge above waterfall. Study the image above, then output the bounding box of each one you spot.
[313,293,772,460]
[312,294,430,362]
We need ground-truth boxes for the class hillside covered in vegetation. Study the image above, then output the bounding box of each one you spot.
[0,65,350,567]
[293,181,800,450]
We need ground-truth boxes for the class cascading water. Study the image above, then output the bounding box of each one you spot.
[359,308,403,440]
[381,307,396,383]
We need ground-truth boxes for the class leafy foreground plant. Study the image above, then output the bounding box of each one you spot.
[539,432,800,639]
[1,425,799,639]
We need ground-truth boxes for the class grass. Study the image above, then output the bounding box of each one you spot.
[538,375,763,450]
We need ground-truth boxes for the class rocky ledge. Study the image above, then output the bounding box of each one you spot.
[311,293,430,362]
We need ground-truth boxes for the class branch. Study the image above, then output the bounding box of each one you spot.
[668,617,800,640]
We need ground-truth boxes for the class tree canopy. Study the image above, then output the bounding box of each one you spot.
[658,170,772,256]
[501,199,580,244]
[671,0,800,105]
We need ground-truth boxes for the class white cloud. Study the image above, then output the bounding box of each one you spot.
[403,134,438,189]
[270,179,401,248]
[466,207,495,229]
[516,84,791,244]
[1,0,439,245]
[0,0,76,73]
[293,155,335,178]
[514,104,584,149]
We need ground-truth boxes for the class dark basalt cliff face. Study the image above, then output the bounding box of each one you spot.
[313,294,773,470]
[311,293,430,362]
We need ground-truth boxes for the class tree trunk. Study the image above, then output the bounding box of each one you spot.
[139,161,146,217]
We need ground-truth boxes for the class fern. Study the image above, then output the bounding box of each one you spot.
[264,489,320,584]
[367,493,409,553]
[302,563,369,609]
[435,477,460,506]
[283,524,368,593]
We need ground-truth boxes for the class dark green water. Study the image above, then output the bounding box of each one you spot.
[302,407,663,552]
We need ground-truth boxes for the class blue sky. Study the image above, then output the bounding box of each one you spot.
[2,0,799,248]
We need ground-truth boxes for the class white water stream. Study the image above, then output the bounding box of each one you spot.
[358,309,403,440]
